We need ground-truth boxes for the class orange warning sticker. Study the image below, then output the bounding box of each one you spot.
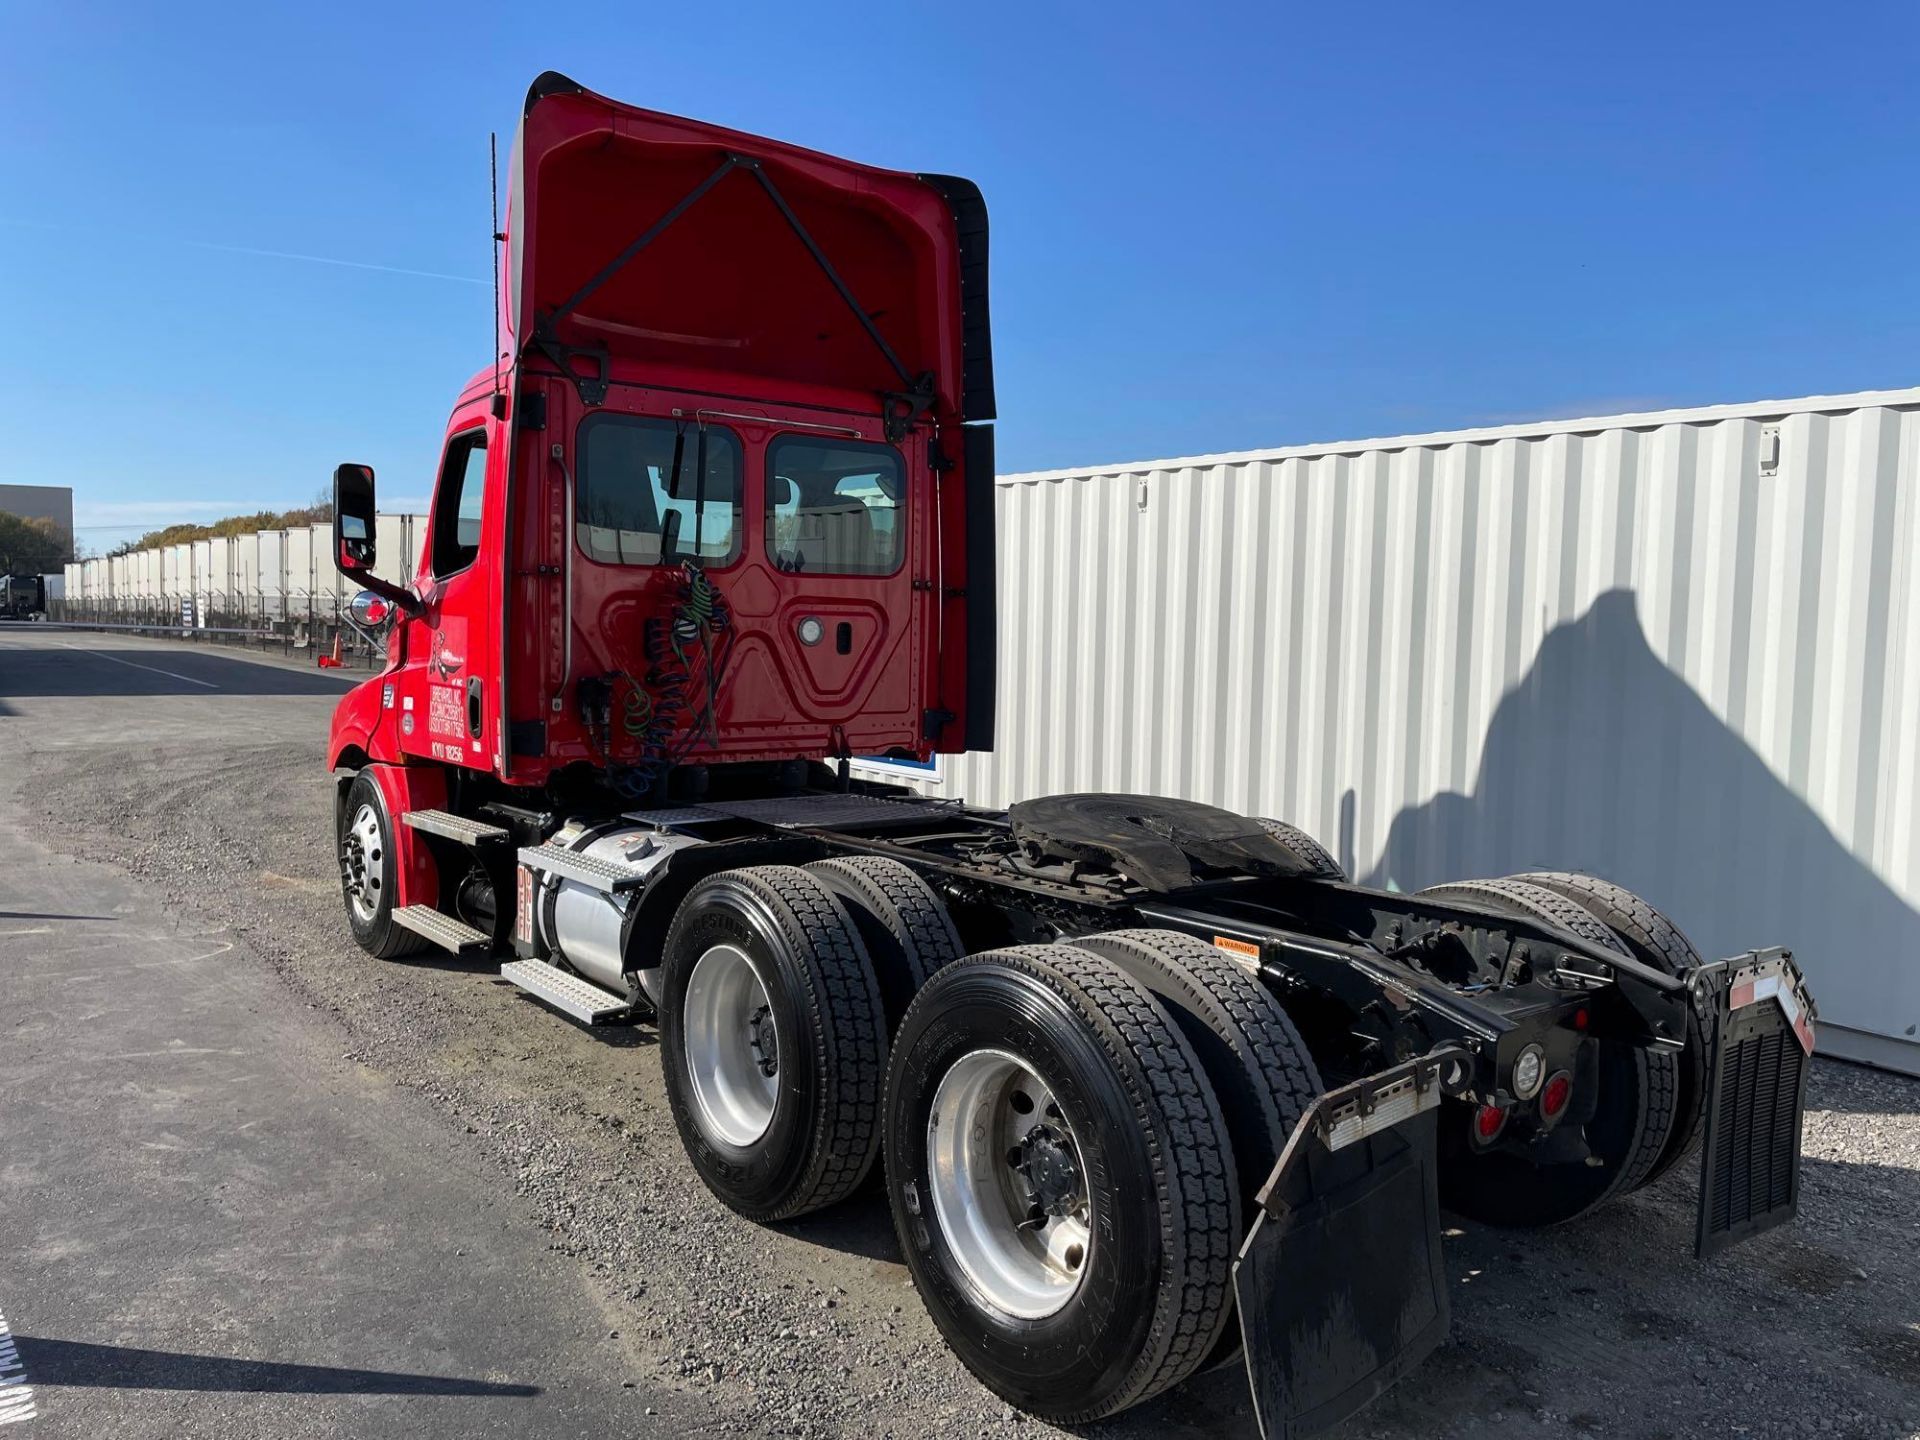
[1213,935,1260,966]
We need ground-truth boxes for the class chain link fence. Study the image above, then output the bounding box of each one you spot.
[46,589,387,671]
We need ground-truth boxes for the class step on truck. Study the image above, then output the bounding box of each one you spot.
[326,72,1816,1438]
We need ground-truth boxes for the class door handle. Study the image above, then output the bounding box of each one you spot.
[466,677,484,740]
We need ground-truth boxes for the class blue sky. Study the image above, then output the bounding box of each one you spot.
[3,1,1916,554]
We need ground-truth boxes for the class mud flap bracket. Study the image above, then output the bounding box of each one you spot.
[1235,1047,1469,1440]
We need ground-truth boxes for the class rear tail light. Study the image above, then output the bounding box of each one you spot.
[1472,1102,1507,1143]
[1540,1071,1574,1122]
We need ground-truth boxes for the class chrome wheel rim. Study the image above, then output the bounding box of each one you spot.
[342,802,384,924]
[927,1049,1092,1320]
[683,943,779,1147]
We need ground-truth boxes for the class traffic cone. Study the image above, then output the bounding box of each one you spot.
[318,630,343,668]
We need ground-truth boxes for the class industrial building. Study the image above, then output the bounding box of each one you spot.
[0,482,75,545]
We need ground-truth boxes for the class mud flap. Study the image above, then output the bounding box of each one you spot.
[1693,947,1815,1259]
[1233,1049,1465,1440]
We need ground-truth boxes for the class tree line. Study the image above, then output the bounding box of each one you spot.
[0,511,70,575]
[104,500,334,558]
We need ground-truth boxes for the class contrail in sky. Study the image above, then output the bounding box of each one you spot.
[0,216,486,285]
[179,238,487,284]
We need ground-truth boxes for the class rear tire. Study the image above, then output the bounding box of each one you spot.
[1063,928,1321,1213]
[1254,817,1344,879]
[659,865,889,1221]
[1513,871,1708,1187]
[884,945,1239,1423]
[802,856,964,1030]
[1418,877,1676,1226]
[337,770,428,960]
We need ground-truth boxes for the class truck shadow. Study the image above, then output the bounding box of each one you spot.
[0,645,358,697]
[11,1334,540,1396]
[1359,589,1920,1067]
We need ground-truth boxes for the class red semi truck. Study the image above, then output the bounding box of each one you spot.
[327,73,1816,1437]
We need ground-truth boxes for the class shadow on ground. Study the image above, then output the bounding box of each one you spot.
[0,646,357,698]
[13,1335,540,1397]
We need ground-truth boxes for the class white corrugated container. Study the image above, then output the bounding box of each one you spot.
[307,523,343,600]
[166,543,191,599]
[207,536,232,607]
[372,514,410,587]
[860,387,1920,1074]
[258,529,285,617]
[283,526,316,603]
[232,531,259,608]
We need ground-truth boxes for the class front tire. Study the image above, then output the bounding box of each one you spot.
[336,770,427,960]
[884,945,1239,1423]
[659,865,889,1221]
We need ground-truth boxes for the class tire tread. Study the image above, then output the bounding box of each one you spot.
[691,865,889,1219]
[927,944,1239,1416]
[803,855,965,993]
[1254,817,1345,880]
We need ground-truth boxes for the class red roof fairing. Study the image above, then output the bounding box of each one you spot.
[505,73,973,426]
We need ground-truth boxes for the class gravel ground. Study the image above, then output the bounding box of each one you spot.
[21,724,1920,1440]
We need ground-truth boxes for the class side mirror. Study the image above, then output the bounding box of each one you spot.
[347,589,393,628]
[331,463,422,617]
[333,463,378,574]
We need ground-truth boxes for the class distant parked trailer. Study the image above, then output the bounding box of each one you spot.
[858,386,1920,1074]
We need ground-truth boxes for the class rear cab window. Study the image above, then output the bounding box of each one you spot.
[766,435,904,576]
[577,415,742,566]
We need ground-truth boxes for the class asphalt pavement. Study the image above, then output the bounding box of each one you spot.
[0,628,705,1438]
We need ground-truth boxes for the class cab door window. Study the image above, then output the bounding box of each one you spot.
[429,428,488,577]
[765,436,904,576]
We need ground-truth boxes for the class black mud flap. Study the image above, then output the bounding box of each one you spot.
[1233,1049,1465,1440]
[1693,948,1815,1260]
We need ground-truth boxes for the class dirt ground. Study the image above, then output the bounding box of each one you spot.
[11,634,1920,1439]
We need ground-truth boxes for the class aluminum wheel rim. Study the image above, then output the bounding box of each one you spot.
[342,802,384,924]
[927,1049,1092,1320]
[683,943,780,1148]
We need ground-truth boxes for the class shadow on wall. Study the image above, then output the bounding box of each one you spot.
[1363,589,1919,1061]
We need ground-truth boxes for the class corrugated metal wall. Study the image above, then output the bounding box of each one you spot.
[873,388,1920,1072]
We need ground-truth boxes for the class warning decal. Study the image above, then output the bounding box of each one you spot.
[1212,935,1261,970]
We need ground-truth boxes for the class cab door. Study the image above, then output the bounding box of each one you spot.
[749,427,929,748]
[400,407,499,771]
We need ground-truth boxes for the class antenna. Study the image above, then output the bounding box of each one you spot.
[490,131,503,400]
